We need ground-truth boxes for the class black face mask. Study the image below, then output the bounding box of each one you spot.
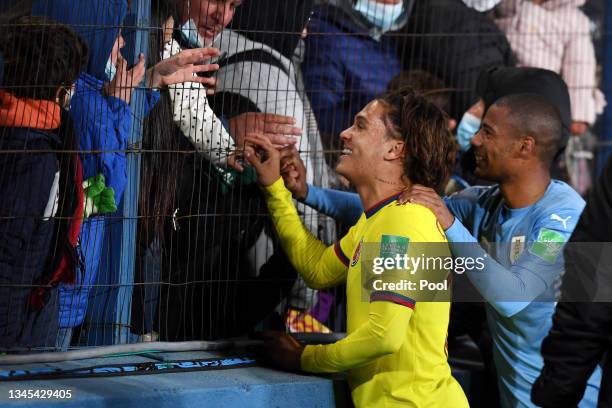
[230,0,315,59]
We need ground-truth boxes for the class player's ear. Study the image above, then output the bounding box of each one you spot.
[518,135,536,158]
[384,139,404,161]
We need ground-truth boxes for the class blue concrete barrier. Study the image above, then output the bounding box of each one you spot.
[0,352,335,408]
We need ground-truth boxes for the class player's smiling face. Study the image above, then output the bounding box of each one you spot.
[471,104,518,181]
[335,100,397,185]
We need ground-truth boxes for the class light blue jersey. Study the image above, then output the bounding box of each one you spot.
[444,181,601,408]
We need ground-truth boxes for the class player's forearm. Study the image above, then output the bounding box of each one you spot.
[445,219,542,317]
[262,178,345,289]
[303,184,362,225]
[301,300,411,372]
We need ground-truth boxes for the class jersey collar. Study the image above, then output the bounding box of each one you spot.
[365,193,401,218]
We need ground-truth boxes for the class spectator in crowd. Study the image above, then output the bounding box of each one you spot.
[494,0,606,193]
[175,0,240,48]
[301,0,411,150]
[173,0,304,153]
[495,0,606,135]
[400,0,516,122]
[32,0,219,348]
[387,69,456,131]
[246,88,468,408]
[0,16,87,349]
[154,0,306,340]
[32,0,156,349]
[532,157,612,407]
[131,0,219,341]
[213,0,336,331]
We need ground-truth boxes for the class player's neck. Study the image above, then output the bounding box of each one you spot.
[356,176,408,210]
[500,167,551,209]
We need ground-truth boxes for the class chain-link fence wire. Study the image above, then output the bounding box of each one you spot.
[0,0,609,353]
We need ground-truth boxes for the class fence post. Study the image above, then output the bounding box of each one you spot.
[114,0,150,344]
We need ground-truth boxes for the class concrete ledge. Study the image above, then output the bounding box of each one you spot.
[0,351,335,408]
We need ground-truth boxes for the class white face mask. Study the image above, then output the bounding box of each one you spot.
[354,0,404,33]
[461,0,502,12]
[180,18,207,48]
[456,112,482,152]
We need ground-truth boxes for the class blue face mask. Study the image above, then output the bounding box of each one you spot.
[354,0,404,32]
[180,18,206,48]
[105,57,117,82]
[456,112,481,152]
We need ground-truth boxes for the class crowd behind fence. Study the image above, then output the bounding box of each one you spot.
[0,0,609,359]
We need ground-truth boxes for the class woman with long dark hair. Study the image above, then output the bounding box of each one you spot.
[131,0,186,339]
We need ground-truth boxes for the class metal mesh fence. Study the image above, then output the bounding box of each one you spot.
[0,0,609,355]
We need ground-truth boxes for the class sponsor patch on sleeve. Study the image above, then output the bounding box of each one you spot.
[380,234,409,258]
[529,228,567,263]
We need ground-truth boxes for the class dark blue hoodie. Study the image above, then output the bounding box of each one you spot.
[32,0,125,81]
[32,0,159,329]
[302,2,404,144]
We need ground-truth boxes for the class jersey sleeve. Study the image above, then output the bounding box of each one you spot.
[444,186,488,225]
[301,300,412,372]
[446,206,580,317]
[263,178,349,289]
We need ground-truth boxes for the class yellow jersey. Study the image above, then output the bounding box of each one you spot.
[263,179,468,408]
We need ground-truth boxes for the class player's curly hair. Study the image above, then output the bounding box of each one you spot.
[378,87,456,194]
[0,16,88,100]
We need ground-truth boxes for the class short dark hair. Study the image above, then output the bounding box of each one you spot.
[378,88,456,194]
[492,93,563,166]
[0,16,88,100]
[388,70,451,115]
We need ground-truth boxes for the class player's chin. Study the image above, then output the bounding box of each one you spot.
[473,159,488,175]
[474,165,497,181]
[335,159,351,179]
[473,165,487,178]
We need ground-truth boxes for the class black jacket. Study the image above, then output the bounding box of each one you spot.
[532,156,612,408]
[0,126,60,349]
[400,0,516,120]
[156,134,296,341]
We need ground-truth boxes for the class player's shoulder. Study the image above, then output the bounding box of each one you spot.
[448,184,498,205]
[528,181,585,235]
[383,200,436,219]
[377,202,446,242]
[536,180,585,215]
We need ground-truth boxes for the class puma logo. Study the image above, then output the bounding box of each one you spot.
[550,214,571,229]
